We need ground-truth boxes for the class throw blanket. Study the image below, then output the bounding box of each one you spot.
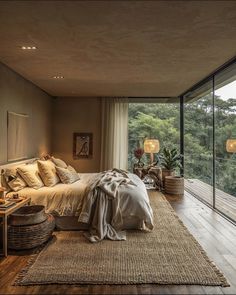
[77,169,150,242]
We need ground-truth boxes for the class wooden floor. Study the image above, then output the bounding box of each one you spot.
[1,191,236,295]
[185,178,236,221]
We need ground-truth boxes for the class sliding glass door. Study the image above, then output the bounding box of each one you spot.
[183,80,214,206]
[215,64,236,220]
[183,61,236,222]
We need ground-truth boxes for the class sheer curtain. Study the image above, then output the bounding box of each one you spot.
[100,98,129,171]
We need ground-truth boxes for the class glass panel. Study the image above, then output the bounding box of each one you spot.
[215,63,236,221]
[128,102,180,171]
[184,79,214,206]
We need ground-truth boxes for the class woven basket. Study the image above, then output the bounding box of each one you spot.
[8,214,55,250]
[9,205,47,226]
[165,176,184,195]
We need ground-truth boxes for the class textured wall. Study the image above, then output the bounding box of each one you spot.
[52,97,101,173]
[0,62,52,164]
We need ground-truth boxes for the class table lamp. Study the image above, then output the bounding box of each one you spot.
[226,139,236,153]
[144,139,160,164]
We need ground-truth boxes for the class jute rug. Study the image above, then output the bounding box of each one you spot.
[14,192,229,286]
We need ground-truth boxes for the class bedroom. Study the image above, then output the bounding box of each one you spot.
[0,0,236,294]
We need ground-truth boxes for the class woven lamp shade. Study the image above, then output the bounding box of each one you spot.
[226,139,236,153]
[144,139,160,154]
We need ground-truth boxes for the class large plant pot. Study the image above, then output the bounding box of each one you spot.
[162,169,175,188]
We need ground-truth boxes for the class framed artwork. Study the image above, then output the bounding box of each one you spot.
[7,111,29,161]
[73,132,93,159]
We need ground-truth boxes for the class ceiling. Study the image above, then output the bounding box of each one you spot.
[0,1,236,97]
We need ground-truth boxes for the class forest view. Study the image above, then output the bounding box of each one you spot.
[128,85,236,197]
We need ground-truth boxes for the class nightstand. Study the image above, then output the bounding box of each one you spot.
[133,166,163,191]
[0,197,31,257]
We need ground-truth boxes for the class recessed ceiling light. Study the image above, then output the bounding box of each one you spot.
[52,76,64,79]
[21,46,37,50]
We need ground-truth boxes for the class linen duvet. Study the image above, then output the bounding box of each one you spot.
[8,170,154,242]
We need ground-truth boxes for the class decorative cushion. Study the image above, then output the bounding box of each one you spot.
[51,156,68,169]
[8,176,27,192]
[17,164,44,189]
[1,166,27,192]
[1,173,11,192]
[56,165,80,184]
[37,160,60,187]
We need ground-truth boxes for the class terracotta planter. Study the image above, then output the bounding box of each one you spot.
[161,169,175,188]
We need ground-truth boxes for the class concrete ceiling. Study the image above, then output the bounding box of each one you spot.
[0,1,236,97]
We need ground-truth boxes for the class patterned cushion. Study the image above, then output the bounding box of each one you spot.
[1,166,27,192]
[37,160,60,187]
[51,157,67,169]
[56,165,80,184]
[17,164,44,189]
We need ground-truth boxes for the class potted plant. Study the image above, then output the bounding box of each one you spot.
[160,147,183,186]
[133,147,145,168]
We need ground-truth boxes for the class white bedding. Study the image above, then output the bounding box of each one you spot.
[7,172,153,231]
[7,173,94,216]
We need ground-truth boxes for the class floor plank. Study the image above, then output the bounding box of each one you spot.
[185,178,236,221]
[0,191,236,294]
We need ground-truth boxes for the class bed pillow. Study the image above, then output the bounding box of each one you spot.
[8,176,27,192]
[1,173,10,192]
[51,156,68,169]
[37,160,60,187]
[1,166,27,192]
[56,165,80,184]
[17,164,44,189]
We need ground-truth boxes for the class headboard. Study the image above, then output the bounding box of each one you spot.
[0,158,38,187]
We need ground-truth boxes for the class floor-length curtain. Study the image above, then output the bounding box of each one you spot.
[100,98,128,171]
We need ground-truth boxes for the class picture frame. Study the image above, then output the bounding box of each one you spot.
[73,132,93,159]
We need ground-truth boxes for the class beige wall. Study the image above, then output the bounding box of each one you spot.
[0,62,52,164]
[52,97,101,173]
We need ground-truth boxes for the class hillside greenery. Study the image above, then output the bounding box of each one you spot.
[128,97,236,197]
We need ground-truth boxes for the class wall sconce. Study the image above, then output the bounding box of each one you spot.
[144,139,160,164]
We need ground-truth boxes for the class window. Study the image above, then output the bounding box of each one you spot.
[128,102,180,171]
[184,80,214,206]
[215,64,236,219]
[183,61,236,222]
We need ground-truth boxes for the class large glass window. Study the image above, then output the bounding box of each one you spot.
[215,64,236,220]
[128,102,180,171]
[183,62,236,222]
[184,80,214,206]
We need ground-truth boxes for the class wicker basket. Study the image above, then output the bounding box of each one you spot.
[165,176,184,195]
[9,205,47,226]
[8,214,55,250]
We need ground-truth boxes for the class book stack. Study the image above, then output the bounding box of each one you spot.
[0,200,16,210]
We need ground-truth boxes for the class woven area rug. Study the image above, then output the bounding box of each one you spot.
[14,192,229,286]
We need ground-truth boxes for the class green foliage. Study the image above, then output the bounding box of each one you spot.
[128,103,180,169]
[160,147,182,170]
[128,96,236,198]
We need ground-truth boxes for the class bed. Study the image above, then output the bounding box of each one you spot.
[1,158,154,241]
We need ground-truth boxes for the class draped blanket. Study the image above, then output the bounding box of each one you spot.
[77,169,153,242]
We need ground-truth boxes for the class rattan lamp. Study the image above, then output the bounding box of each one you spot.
[144,139,160,164]
[226,139,236,153]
